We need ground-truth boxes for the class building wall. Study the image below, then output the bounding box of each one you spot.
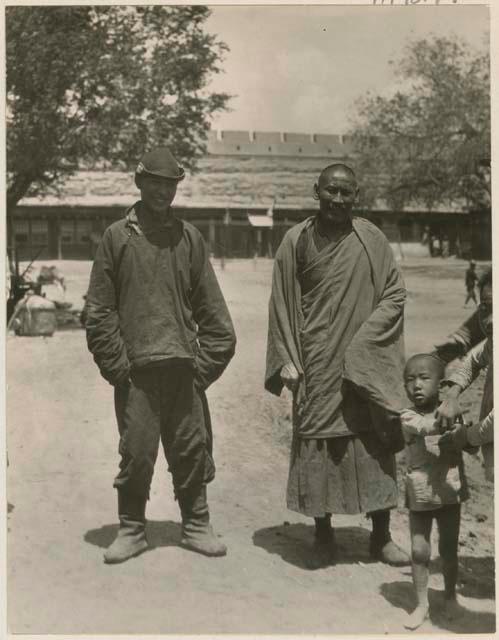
[11,129,487,261]
[10,204,475,261]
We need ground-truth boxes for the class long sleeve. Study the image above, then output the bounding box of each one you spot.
[446,339,490,392]
[190,236,236,390]
[452,310,484,352]
[85,228,131,385]
[467,409,494,446]
[264,225,306,399]
[400,409,438,439]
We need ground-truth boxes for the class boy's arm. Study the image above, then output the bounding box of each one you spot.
[85,229,131,386]
[436,340,489,429]
[400,409,437,437]
[446,339,489,390]
[434,310,484,363]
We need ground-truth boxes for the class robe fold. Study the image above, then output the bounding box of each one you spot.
[265,216,406,448]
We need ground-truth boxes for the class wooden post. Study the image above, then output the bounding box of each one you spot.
[56,218,62,260]
[208,217,216,258]
[28,217,33,260]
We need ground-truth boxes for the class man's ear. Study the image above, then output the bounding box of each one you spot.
[313,183,320,201]
[354,186,360,204]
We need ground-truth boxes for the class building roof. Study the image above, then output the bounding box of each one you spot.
[17,129,468,214]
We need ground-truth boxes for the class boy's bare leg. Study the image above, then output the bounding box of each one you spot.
[436,504,462,619]
[404,511,432,630]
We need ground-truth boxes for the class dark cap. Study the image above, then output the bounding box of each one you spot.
[135,147,185,181]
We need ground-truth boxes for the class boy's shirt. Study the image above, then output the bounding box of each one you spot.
[400,408,469,511]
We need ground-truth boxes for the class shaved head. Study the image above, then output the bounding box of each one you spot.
[404,353,445,380]
[318,163,357,187]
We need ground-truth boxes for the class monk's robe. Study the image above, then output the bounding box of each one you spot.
[265,216,406,516]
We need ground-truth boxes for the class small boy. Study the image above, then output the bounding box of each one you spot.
[464,261,478,308]
[401,354,475,630]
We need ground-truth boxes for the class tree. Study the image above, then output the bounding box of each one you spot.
[6,6,230,213]
[349,36,490,213]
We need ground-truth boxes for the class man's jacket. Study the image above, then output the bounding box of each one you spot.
[86,204,236,388]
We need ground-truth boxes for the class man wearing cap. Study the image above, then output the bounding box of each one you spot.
[86,147,236,564]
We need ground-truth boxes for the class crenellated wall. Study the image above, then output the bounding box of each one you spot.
[207,130,353,158]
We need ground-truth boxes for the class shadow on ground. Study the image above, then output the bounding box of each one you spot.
[253,523,378,569]
[426,555,495,600]
[381,580,496,634]
[84,520,182,550]
[458,556,496,600]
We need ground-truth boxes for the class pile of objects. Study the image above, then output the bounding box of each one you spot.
[7,262,83,336]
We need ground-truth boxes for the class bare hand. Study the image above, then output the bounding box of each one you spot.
[280,362,300,391]
[435,397,462,432]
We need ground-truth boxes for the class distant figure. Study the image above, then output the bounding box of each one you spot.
[428,234,435,257]
[401,354,475,630]
[429,235,439,258]
[441,235,450,259]
[464,261,478,308]
[421,226,430,254]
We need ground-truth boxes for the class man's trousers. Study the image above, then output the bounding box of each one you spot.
[113,364,215,498]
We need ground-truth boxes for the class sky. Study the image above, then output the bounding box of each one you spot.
[205,4,490,135]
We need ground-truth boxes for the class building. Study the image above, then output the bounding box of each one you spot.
[9,130,491,261]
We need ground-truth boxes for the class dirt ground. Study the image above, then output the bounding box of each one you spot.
[6,256,495,635]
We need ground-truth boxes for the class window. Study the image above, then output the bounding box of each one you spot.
[14,220,28,244]
[30,219,48,246]
[76,220,92,243]
[61,220,75,244]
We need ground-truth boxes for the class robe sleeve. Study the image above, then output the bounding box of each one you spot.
[265,238,303,397]
[467,410,494,447]
[452,310,485,352]
[446,339,490,391]
[436,310,485,363]
[190,235,236,390]
[85,228,131,386]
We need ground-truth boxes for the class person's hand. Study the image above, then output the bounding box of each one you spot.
[438,422,469,454]
[280,362,300,391]
[435,389,462,431]
[433,338,464,363]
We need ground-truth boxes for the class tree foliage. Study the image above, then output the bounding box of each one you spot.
[349,36,490,213]
[6,6,230,210]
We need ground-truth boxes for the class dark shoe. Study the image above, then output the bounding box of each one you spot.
[178,485,227,557]
[370,535,410,566]
[307,531,337,569]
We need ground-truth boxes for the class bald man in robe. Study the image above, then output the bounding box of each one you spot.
[265,164,410,568]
